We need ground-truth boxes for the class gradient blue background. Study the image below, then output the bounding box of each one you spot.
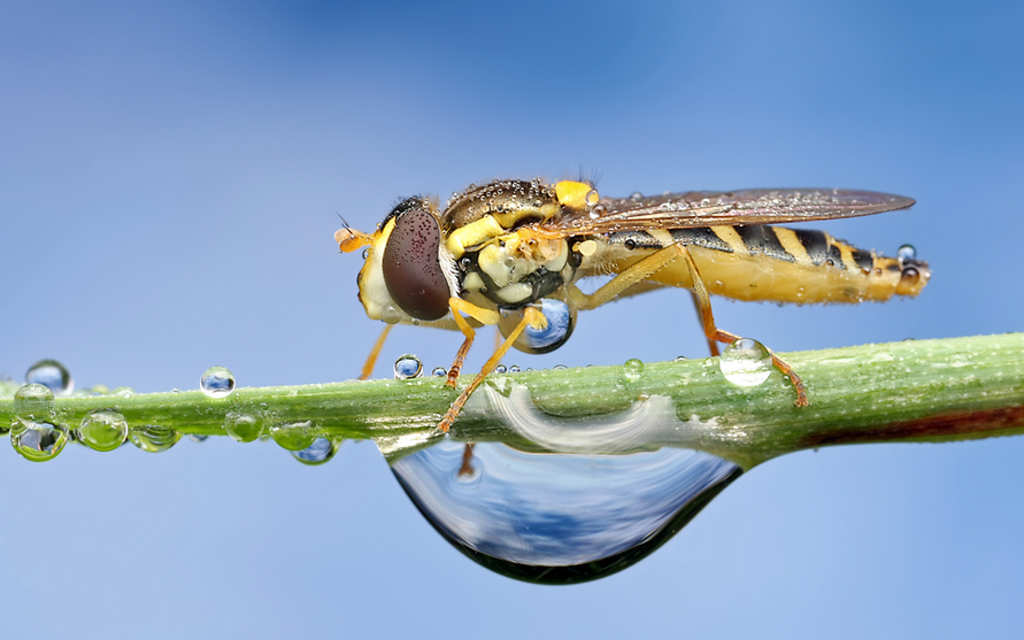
[2,1,1022,638]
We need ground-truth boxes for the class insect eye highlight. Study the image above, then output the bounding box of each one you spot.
[381,207,450,321]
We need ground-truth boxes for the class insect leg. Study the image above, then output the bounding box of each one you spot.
[359,324,394,380]
[691,291,720,357]
[676,244,809,407]
[439,305,546,433]
[447,298,501,388]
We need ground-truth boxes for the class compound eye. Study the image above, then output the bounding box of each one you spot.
[381,207,450,321]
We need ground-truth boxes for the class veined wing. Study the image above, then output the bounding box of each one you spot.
[540,188,916,234]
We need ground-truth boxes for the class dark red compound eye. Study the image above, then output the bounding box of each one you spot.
[381,207,450,321]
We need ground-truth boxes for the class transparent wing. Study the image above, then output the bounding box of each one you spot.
[539,188,916,234]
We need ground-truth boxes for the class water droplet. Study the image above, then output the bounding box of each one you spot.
[381,305,404,325]
[200,366,236,398]
[10,417,68,462]
[897,243,917,261]
[494,364,508,374]
[508,365,521,373]
[394,354,423,379]
[24,359,73,395]
[623,358,644,382]
[674,355,688,362]
[552,364,568,370]
[628,191,644,201]
[128,425,181,453]
[585,189,600,205]
[719,338,772,387]
[391,440,740,584]
[431,367,447,377]
[291,437,337,466]
[187,434,209,443]
[498,299,576,354]
[111,387,135,398]
[269,420,317,451]
[14,383,55,416]
[77,409,128,452]
[224,413,263,443]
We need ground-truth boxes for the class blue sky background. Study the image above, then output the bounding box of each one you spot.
[2,0,1023,637]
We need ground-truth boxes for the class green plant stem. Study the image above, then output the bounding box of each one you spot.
[3,333,1022,468]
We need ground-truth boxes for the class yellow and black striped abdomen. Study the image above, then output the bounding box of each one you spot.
[597,225,929,304]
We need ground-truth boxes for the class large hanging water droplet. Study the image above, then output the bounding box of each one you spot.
[291,437,337,466]
[719,338,772,387]
[77,409,128,452]
[224,413,263,443]
[10,417,68,462]
[24,359,73,395]
[498,299,576,354]
[394,354,423,379]
[200,366,236,398]
[128,425,181,453]
[391,440,740,584]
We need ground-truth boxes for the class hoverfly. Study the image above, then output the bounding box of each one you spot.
[336,179,929,432]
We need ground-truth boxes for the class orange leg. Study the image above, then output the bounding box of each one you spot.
[438,306,545,433]
[359,324,394,380]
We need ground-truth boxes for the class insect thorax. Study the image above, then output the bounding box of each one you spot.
[457,233,583,309]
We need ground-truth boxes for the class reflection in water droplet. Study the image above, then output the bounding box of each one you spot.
[719,338,772,387]
[394,355,423,379]
[897,243,917,261]
[200,366,236,398]
[24,359,73,395]
[431,367,447,377]
[129,425,181,453]
[291,437,336,465]
[187,434,209,443]
[628,191,644,201]
[224,413,263,443]
[498,299,576,354]
[10,417,68,462]
[77,409,128,452]
[494,364,507,374]
[269,420,317,451]
[392,440,740,584]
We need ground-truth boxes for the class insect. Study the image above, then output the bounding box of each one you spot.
[336,179,930,432]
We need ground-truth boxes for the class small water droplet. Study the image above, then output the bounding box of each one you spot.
[24,359,73,395]
[623,358,644,382]
[10,417,68,462]
[14,384,55,417]
[394,355,423,379]
[129,425,181,453]
[897,243,916,261]
[224,413,263,443]
[585,189,600,205]
[674,355,688,362]
[494,364,508,374]
[291,437,336,466]
[77,409,128,452]
[628,191,644,201]
[719,338,772,387]
[111,387,135,398]
[431,367,447,377]
[508,365,521,373]
[187,434,209,443]
[200,366,236,398]
[269,420,317,451]
[552,364,568,370]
